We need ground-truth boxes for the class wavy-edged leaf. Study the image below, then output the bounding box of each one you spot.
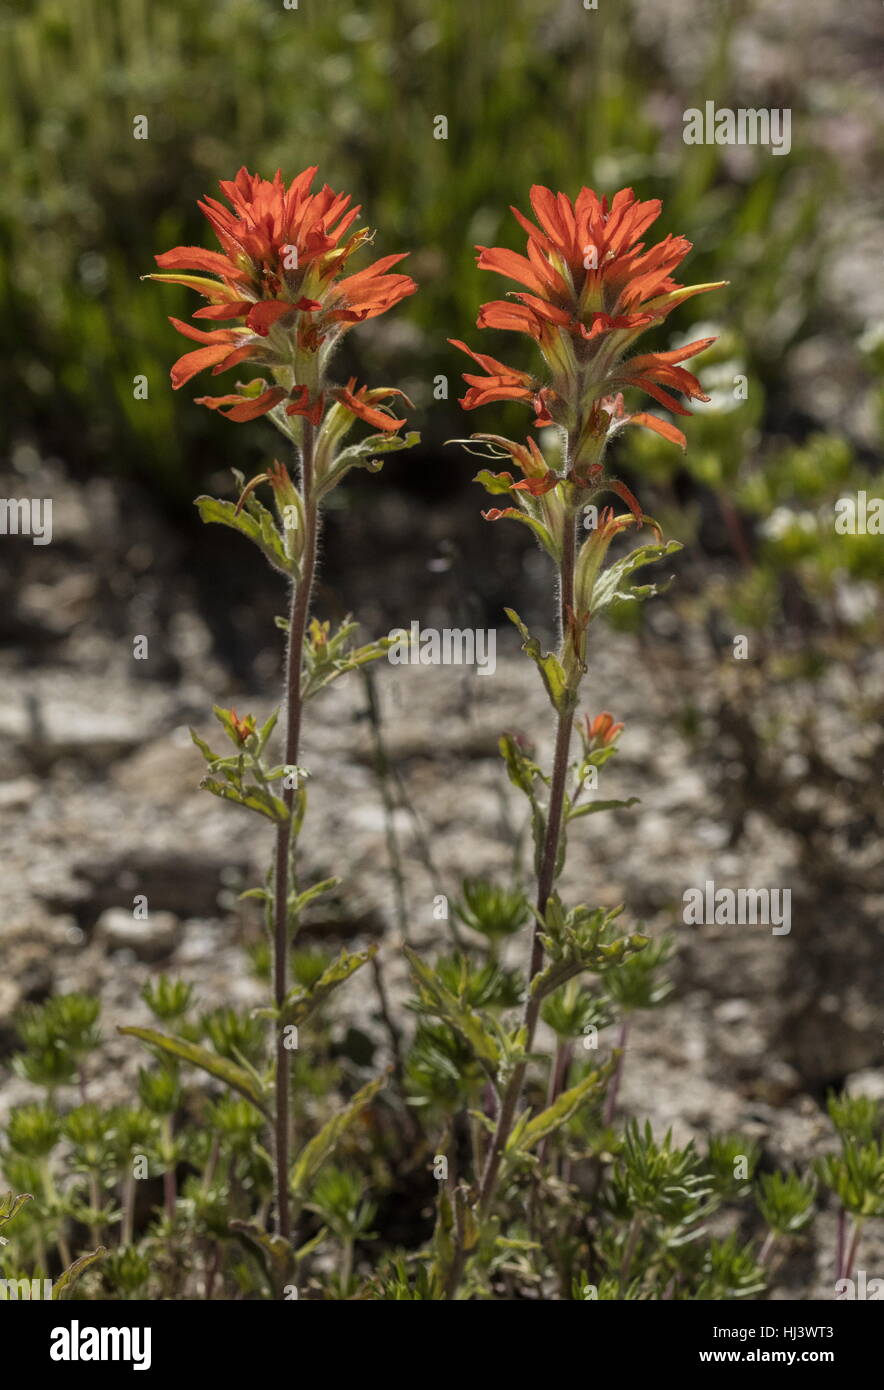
[199,776,289,823]
[505,608,570,713]
[473,468,515,496]
[280,945,377,1028]
[0,1191,32,1233]
[290,1074,387,1197]
[53,1246,107,1299]
[509,1064,612,1153]
[316,431,421,499]
[195,495,292,576]
[588,539,682,618]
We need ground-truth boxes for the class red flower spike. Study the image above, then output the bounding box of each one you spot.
[457,183,723,466]
[152,168,417,427]
[457,184,723,551]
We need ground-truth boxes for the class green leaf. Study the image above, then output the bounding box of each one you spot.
[473,468,515,496]
[229,1221,296,1295]
[280,945,377,1028]
[53,1246,107,1299]
[512,1065,611,1151]
[490,509,558,560]
[289,876,340,917]
[505,608,571,713]
[189,727,217,763]
[290,1074,387,1197]
[587,540,682,618]
[302,634,401,699]
[316,431,421,499]
[255,708,279,756]
[498,732,543,799]
[195,495,292,576]
[567,796,640,821]
[199,776,289,823]
[118,1026,269,1116]
[404,947,500,1066]
[0,1191,32,1231]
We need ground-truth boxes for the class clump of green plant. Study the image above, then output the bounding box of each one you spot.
[0,980,391,1299]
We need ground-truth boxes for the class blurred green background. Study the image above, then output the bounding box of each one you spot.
[2,0,880,482]
[2,0,883,656]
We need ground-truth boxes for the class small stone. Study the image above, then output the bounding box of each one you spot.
[95,908,178,962]
[715,998,752,1024]
[845,1069,884,1103]
[0,777,39,809]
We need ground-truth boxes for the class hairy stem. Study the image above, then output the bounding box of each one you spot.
[603,1017,630,1127]
[477,512,578,1219]
[273,419,319,1242]
[835,1206,846,1282]
[843,1218,863,1282]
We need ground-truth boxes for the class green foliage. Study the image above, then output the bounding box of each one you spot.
[118,1025,269,1117]
[14,994,101,1089]
[541,982,613,1041]
[531,897,648,999]
[817,1142,884,1221]
[505,608,572,714]
[607,1122,716,1234]
[578,537,683,622]
[706,1134,760,1199]
[142,974,194,1024]
[605,936,675,1013]
[453,878,531,944]
[756,1170,816,1236]
[190,713,291,824]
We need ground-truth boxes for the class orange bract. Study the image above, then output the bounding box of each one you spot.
[455,183,724,462]
[151,167,417,423]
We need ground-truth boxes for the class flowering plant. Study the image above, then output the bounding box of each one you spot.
[404,185,726,1294]
[129,168,419,1259]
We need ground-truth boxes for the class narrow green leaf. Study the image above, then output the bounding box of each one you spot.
[290,1074,387,1197]
[118,1026,269,1116]
[512,1066,610,1152]
[195,496,291,576]
[53,1246,107,1299]
[281,945,376,1028]
[568,796,640,821]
